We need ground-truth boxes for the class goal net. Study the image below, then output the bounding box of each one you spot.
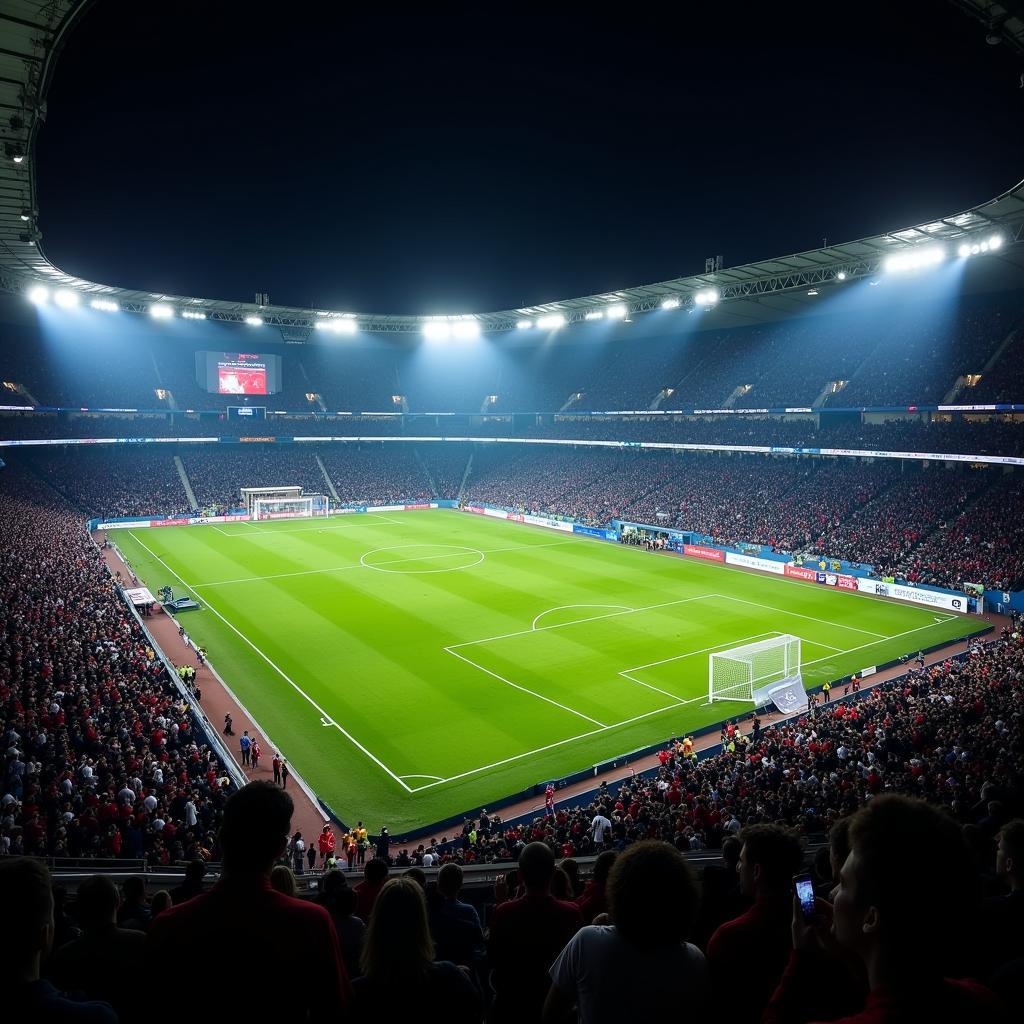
[252,495,329,521]
[709,634,802,704]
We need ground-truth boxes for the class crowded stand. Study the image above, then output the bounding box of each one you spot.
[28,449,190,519]
[6,632,1024,1020]
[5,440,1023,589]
[620,456,898,552]
[181,447,326,512]
[320,445,434,505]
[804,467,992,579]
[835,300,1022,406]
[0,466,232,865]
[970,330,1024,403]
[884,474,1024,592]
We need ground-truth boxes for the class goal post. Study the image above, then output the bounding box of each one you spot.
[709,634,802,705]
[251,494,329,521]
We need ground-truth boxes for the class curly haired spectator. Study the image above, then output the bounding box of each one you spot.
[545,840,709,1022]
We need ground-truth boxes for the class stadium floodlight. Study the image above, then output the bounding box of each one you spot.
[990,234,1004,250]
[883,245,945,274]
[452,320,480,340]
[694,288,719,307]
[90,298,119,312]
[661,297,681,309]
[516,319,533,329]
[836,271,847,281]
[606,303,628,319]
[422,321,451,341]
[807,289,818,296]
[584,310,604,321]
[536,313,566,329]
[181,310,207,320]
[53,289,80,308]
[149,303,174,319]
[244,315,263,326]
[27,285,49,305]
[315,318,358,335]
[958,243,971,258]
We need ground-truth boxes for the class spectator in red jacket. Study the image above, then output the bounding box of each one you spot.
[318,823,337,866]
[706,823,803,1024]
[488,841,584,1023]
[766,795,997,1023]
[147,782,349,1021]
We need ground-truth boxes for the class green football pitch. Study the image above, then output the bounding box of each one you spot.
[113,510,979,833]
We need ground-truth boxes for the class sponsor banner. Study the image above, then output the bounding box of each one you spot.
[683,544,725,562]
[725,551,786,574]
[861,666,876,678]
[123,587,157,606]
[150,518,192,528]
[523,514,574,532]
[509,513,525,523]
[784,564,818,581]
[96,520,152,530]
[403,503,433,511]
[366,504,405,513]
[856,578,967,612]
[573,524,619,541]
[837,575,858,591]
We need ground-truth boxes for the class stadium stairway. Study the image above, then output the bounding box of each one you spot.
[174,455,199,509]
[457,449,474,502]
[315,454,340,501]
[414,446,439,496]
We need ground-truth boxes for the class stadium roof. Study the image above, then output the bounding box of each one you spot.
[2,0,1024,337]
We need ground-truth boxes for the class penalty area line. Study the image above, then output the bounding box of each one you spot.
[124,532,413,794]
[411,695,703,792]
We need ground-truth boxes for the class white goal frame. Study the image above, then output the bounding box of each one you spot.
[252,495,329,521]
[709,634,802,704]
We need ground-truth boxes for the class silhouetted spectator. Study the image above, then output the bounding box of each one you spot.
[147,781,350,1021]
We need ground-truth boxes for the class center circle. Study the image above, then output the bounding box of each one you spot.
[359,544,485,574]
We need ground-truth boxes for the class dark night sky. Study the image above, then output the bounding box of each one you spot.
[35,3,1024,315]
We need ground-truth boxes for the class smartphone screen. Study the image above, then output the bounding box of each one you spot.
[794,873,816,920]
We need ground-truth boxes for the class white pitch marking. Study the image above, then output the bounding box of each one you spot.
[714,593,888,639]
[408,695,705,792]
[444,646,608,728]
[193,537,579,588]
[799,617,964,670]
[620,631,779,675]
[360,544,485,574]
[398,773,445,782]
[449,594,718,649]
[125,532,414,794]
[531,604,635,631]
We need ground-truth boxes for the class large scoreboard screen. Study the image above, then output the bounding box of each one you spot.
[197,351,282,395]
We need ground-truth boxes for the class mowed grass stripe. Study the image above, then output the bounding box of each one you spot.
[113,510,980,832]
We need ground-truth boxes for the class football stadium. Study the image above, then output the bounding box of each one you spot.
[2,2,1024,1021]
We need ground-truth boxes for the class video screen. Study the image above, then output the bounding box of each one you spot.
[196,351,281,395]
[218,358,267,395]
